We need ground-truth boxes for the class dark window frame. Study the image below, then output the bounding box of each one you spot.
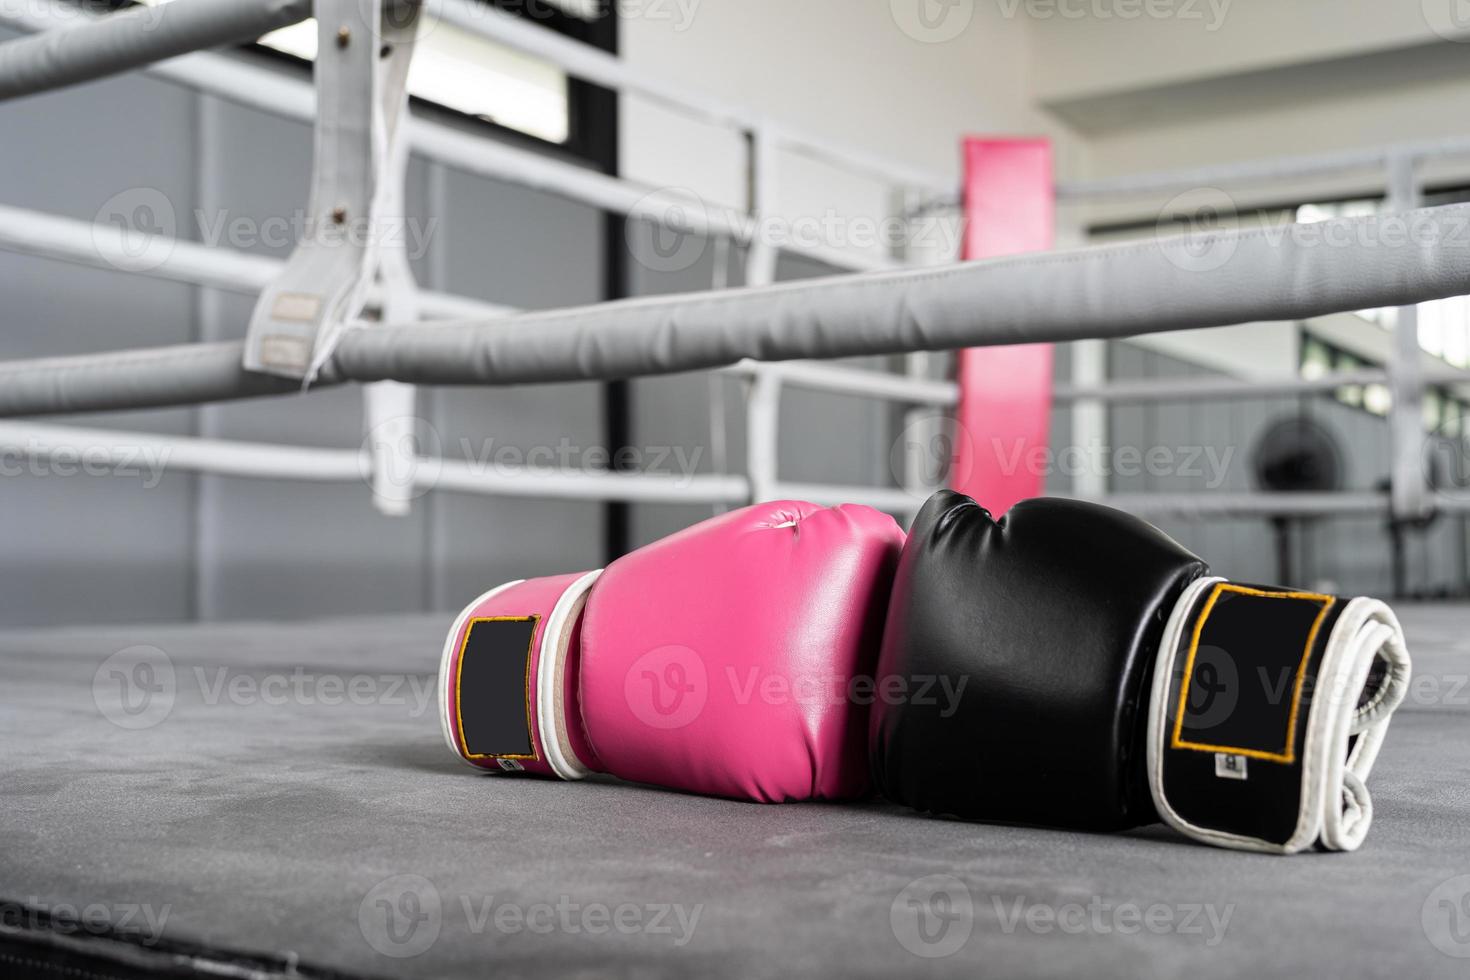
[1087,183,1470,241]
[474,0,618,166]
[111,0,617,166]
[1298,326,1469,429]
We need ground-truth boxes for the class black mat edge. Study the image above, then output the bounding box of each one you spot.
[0,898,384,980]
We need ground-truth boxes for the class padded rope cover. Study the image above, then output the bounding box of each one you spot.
[0,0,312,102]
[1148,577,1412,853]
[1,204,1470,417]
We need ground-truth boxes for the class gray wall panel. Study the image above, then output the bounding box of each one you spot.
[194,99,425,620]
[0,71,200,627]
[1044,343,1073,496]
[429,170,607,611]
[0,63,608,626]
[621,229,728,547]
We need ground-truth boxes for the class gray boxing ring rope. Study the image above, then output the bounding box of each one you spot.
[1,203,1467,415]
[0,0,312,100]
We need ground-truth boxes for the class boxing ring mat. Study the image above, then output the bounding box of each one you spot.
[0,607,1467,978]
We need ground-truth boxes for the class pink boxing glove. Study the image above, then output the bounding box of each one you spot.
[438,502,904,802]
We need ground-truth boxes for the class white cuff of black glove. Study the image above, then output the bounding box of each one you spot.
[1147,577,1411,854]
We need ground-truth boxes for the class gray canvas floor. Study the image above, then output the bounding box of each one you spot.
[2,606,1469,979]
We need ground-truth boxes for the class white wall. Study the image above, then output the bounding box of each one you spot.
[1028,1,1470,211]
[1077,71,1470,217]
[618,0,1082,269]
[1027,0,1468,103]
[1019,1,1470,380]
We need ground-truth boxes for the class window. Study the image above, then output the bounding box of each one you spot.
[126,0,615,152]
[1299,331,1470,429]
[1300,336,1332,381]
[1297,196,1470,371]
[257,15,573,143]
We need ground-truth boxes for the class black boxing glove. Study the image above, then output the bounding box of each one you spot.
[871,491,1412,854]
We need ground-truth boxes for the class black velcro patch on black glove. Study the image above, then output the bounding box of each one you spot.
[1161,585,1343,846]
